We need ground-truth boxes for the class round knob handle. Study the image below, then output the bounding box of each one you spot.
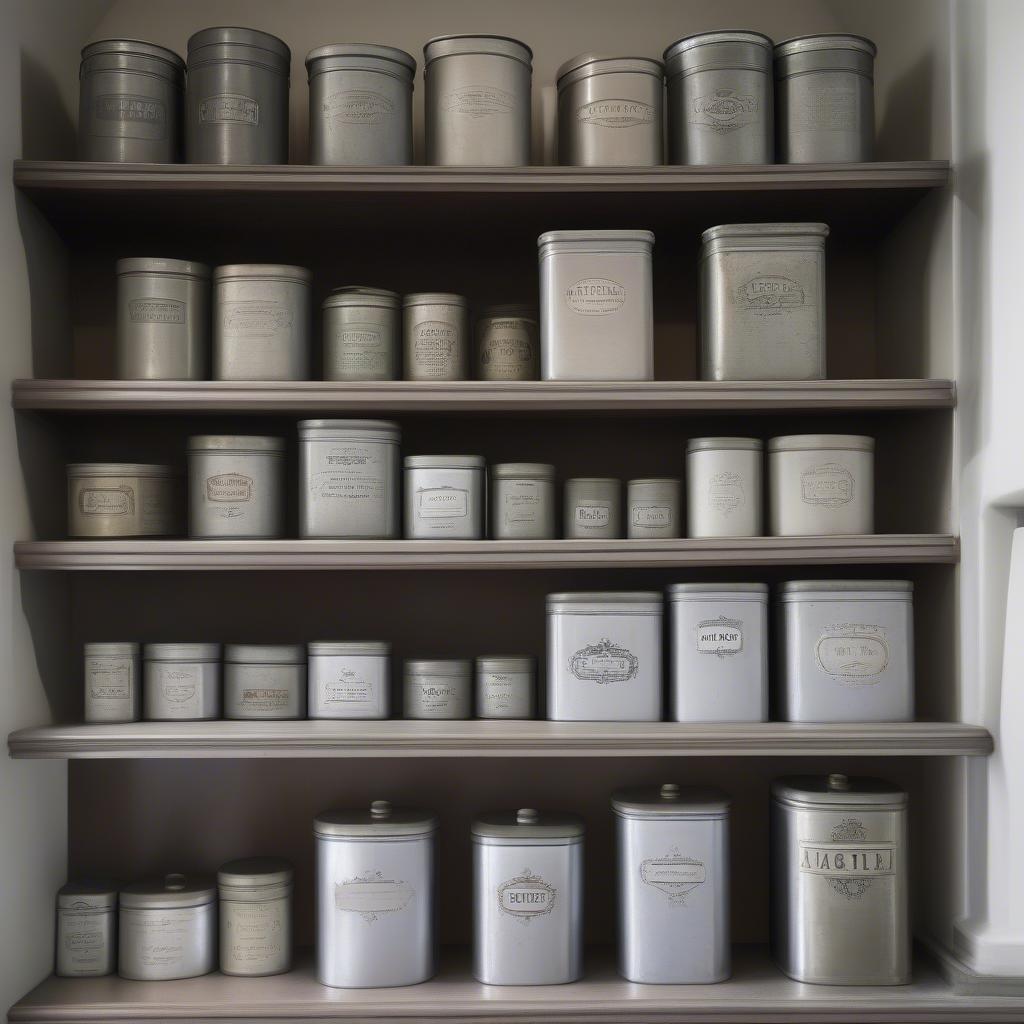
[827,773,851,791]
[370,800,392,819]
[516,808,539,824]
[660,783,680,801]
[164,873,186,891]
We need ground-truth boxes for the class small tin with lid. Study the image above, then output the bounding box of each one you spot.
[224,644,307,720]
[475,656,535,719]
[627,478,681,539]
[84,642,141,723]
[308,642,390,719]
[119,873,216,981]
[475,305,539,380]
[143,642,221,721]
[686,437,763,537]
[472,808,584,985]
[314,800,438,988]
[323,287,400,381]
[613,784,730,983]
[771,773,910,985]
[556,54,664,167]
[403,293,469,380]
[564,478,622,539]
[404,455,486,539]
[218,857,293,976]
[490,463,556,540]
[56,882,117,977]
[403,659,472,719]
[67,463,182,538]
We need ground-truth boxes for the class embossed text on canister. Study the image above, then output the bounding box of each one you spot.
[84,642,141,723]
[218,858,293,976]
[323,287,400,381]
[56,882,117,977]
[224,644,307,720]
[475,656,535,719]
[308,642,391,719]
[627,478,681,539]
[564,478,622,539]
[404,455,486,539]
[403,293,469,380]
[686,437,763,537]
[490,463,556,540]
[475,305,539,380]
[403,659,472,719]
[143,643,221,721]
[67,463,182,539]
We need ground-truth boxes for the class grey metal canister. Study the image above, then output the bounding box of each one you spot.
[489,463,556,540]
[323,287,401,381]
[475,305,539,380]
[56,882,117,977]
[218,858,293,977]
[563,478,622,539]
[403,659,472,719]
[403,293,469,381]
[475,656,535,719]
[223,644,307,720]
[84,642,141,723]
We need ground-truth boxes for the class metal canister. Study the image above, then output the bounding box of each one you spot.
[627,478,681,539]
[663,32,773,165]
[472,808,583,985]
[403,455,486,540]
[187,435,286,539]
[700,223,828,382]
[612,784,730,984]
[56,882,117,977]
[223,644,307,720]
[475,656,535,719]
[556,54,663,167]
[67,463,182,539]
[403,659,472,719]
[143,643,221,721]
[489,463,556,540]
[770,773,910,985]
[116,258,210,380]
[314,800,438,988]
[217,858,293,977]
[563,478,622,539]
[186,27,290,164]
[686,437,763,538]
[306,45,415,165]
[84,642,141,723]
[403,293,469,381]
[475,305,539,381]
[774,35,876,164]
[213,264,312,380]
[78,39,184,162]
[119,874,217,981]
[323,287,401,381]
[308,642,391,720]
[298,420,400,539]
[423,35,532,166]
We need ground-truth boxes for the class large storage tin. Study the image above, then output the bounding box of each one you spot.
[84,642,141,723]
[403,455,486,539]
[323,287,400,381]
[116,258,210,380]
[472,809,584,985]
[314,801,438,988]
[667,583,768,722]
[771,774,910,985]
[423,35,532,166]
[546,592,662,721]
[218,858,293,977]
[143,643,221,721]
[777,581,914,723]
[308,642,391,719]
[475,305,540,381]
[539,230,654,381]
[56,882,117,977]
[627,478,681,539]
[224,644,307,720]
[306,45,415,165]
[403,659,472,719]
[188,435,285,539]
[186,27,290,164]
[563,478,622,539]
[213,264,312,380]
[556,54,664,167]
[475,656,535,719]
[78,39,184,163]
[686,437,763,538]
[67,463,181,538]
[403,293,469,381]
[768,434,874,536]
[612,784,730,984]
[490,463,556,540]
[775,36,876,164]
[664,32,773,165]
[299,420,400,539]
[700,223,828,381]
[119,874,217,981]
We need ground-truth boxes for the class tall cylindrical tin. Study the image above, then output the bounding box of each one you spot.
[489,463,556,540]
[475,656,535,719]
[84,642,141,723]
[56,882,117,978]
[402,293,469,381]
[403,455,486,540]
[403,659,472,719]
[143,643,221,721]
[308,642,391,720]
[663,32,773,165]
[314,801,438,988]
[67,463,182,539]
[186,27,290,164]
[475,305,540,381]
[613,784,730,984]
[563,478,622,539]
[223,644,307,720]
[686,437,763,538]
[771,774,910,985]
[472,808,584,985]
[306,45,415,165]
[323,287,401,381]
[423,35,532,166]
[217,858,293,977]
[78,39,185,163]
[627,478,681,539]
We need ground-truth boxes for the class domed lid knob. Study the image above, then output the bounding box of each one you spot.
[370,800,392,819]
[516,808,539,825]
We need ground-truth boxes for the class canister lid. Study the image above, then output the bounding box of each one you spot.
[57,881,118,911]
[116,257,210,279]
[213,264,312,284]
[478,304,537,320]
[224,643,306,664]
[81,38,186,71]
[774,34,877,59]
[491,463,555,480]
[771,774,907,809]
[475,655,535,673]
[471,808,584,842]
[404,455,485,470]
[701,223,829,245]
[143,642,222,662]
[187,26,291,64]
[565,477,620,486]
[404,658,473,676]
[217,857,294,889]
[663,31,773,79]
[767,433,873,453]
[309,641,390,656]
[556,52,664,87]
[305,43,416,74]
[298,419,401,442]
[538,229,655,251]
[627,477,681,487]
[84,641,141,657]
[323,287,400,310]
[667,582,768,599]
[187,435,286,454]
[547,591,661,605]
[611,783,731,818]
[778,580,913,600]
[424,34,532,68]
[402,292,468,308]
[686,436,763,453]
[67,463,178,478]
[120,873,216,910]
[314,800,438,838]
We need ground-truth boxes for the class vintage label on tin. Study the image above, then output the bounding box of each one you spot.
[478,319,534,379]
[799,818,896,900]
[791,83,859,134]
[79,485,135,517]
[800,463,854,507]
[200,93,259,126]
[223,900,284,967]
[736,276,805,313]
[565,278,626,316]
[239,687,290,711]
[156,665,201,716]
[690,89,758,133]
[92,94,167,138]
[569,637,638,684]
[497,869,557,923]
[335,872,413,922]
[206,473,253,504]
[417,486,468,520]
[640,847,706,904]
[129,297,186,324]
[480,672,529,714]
[312,446,386,509]
[324,90,394,127]
[443,85,514,117]
[631,503,672,528]
[321,668,374,708]
[59,911,107,970]
[815,624,889,680]
[412,320,459,377]
[121,907,200,967]
[708,471,745,516]
[573,502,611,529]
[223,300,292,338]
[502,480,541,525]
[86,656,133,703]
[695,616,743,656]
[411,679,460,713]
[576,98,654,128]
[338,323,387,375]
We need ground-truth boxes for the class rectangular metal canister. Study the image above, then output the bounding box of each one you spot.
[323,287,400,381]
[403,659,472,719]
[84,642,141,723]
[563,478,622,539]
[218,858,293,977]
[403,455,485,539]
[475,305,539,380]
[67,463,182,539]
[627,478,681,539]
[308,642,391,720]
[56,883,117,977]
[686,437,763,538]
[143,643,221,721]
[223,644,307,720]
[489,463,556,540]
[771,774,910,985]
[403,293,469,380]
[475,656,535,719]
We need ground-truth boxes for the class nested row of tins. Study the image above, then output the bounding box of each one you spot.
[79,30,876,167]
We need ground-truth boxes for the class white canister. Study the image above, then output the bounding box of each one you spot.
[217,858,293,977]
[490,463,556,540]
[403,659,472,719]
[67,463,181,538]
[769,434,874,536]
[56,882,117,977]
[686,437,763,538]
[563,478,622,539]
[403,455,486,539]
[667,583,769,723]
[84,642,141,723]
[308,642,391,720]
[627,478,682,539]
[475,656,535,719]
[223,644,307,720]
[143,643,221,721]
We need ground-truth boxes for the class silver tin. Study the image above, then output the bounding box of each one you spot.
[223,644,307,720]
[299,420,400,539]
[777,581,914,723]
[686,437,763,538]
[323,287,400,381]
[667,583,768,722]
[403,659,472,719]
[186,27,290,164]
[306,44,415,165]
[403,293,469,381]
[613,784,730,984]
[78,39,184,163]
[490,463,556,540]
[627,478,681,539]
[67,463,181,539]
[119,874,217,981]
[664,32,773,165]
[563,478,621,539]
[308,642,391,720]
[475,305,539,381]
[56,882,117,978]
[556,54,664,167]
[143,643,221,721]
[213,264,312,380]
[188,435,286,540]
[546,592,662,721]
[116,258,211,380]
[472,809,584,985]
[771,774,910,985]
[84,642,141,723]
[218,858,293,977]
[768,434,874,536]
[314,801,438,988]
[403,455,486,540]
[700,223,828,381]
[475,656,535,719]
[423,35,532,166]
[775,36,876,164]
[539,230,655,381]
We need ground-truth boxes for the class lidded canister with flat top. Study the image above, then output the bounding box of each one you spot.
[323,287,401,381]
[475,305,539,380]
[490,463,556,540]
[217,857,293,976]
[56,882,117,977]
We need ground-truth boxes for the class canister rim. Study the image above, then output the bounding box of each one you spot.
[627,477,681,486]
[404,455,485,469]
[308,641,391,656]
[404,658,473,675]
[116,257,210,279]
[186,26,291,61]
[477,304,537,319]
[216,857,294,888]
[667,582,768,597]
[213,264,312,283]
[304,43,416,72]
[565,477,620,486]
[57,881,118,911]
[555,52,664,86]
[323,287,401,310]
[538,229,655,249]
[701,222,829,244]
[223,643,306,664]
[84,642,141,656]
[771,774,906,808]
[774,34,877,60]
[298,419,401,438]
[767,433,874,453]
[686,436,763,453]
[546,591,662,604]
[67,462,179,478]
[81,38,186,70]
[423,34,532,68]
[143,642,222,661]
[187,434,286,453]
[490,462,556,480]
[120,874,216,909]
[471,809,584,840]
[611,784,731,817]
[663,30,773,61]
[779,579,912,596]
[313,803,439,837]
[401,292,468,308]
[475,655,535,671]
